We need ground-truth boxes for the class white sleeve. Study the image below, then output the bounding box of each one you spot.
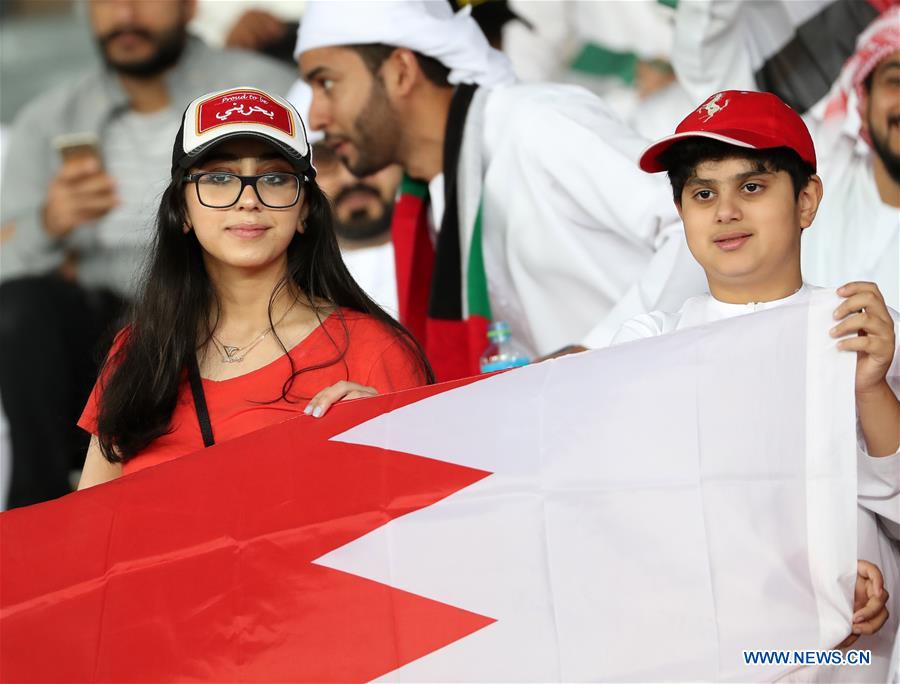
[671,0,833,105]
[856,316,900,534]
[671,0,757,104]
[857,447,900,533]
[609,313,667,347]
[503,1,577,82]
[486,86,707,351]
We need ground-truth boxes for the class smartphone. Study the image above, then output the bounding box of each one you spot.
[52,132,103,168]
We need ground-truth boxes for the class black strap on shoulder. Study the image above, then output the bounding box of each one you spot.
[187,354,215,448]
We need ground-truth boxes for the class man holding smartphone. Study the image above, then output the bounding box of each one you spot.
[43,134,118,244]
[0,0,295,508]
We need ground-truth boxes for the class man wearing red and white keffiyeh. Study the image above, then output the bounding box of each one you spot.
[802,6,899,313]
[821,7,900,143]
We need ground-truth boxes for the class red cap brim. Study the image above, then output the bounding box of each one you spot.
[639,132,758,173]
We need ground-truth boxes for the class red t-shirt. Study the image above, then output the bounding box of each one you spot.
[79,309,426,475]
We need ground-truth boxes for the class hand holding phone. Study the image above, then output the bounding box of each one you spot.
[44,133,118,237]
[54,133,104,167]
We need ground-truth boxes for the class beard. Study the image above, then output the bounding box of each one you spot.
[343,78,401,178]
[868,113,900,185]
[332,184,393,243]
[97,24,187,78]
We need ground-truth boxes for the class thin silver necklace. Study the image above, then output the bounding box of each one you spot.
[211,307,291,364]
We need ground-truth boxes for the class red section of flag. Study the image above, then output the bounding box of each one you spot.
[1,377,492,682]
[197,89,293,136]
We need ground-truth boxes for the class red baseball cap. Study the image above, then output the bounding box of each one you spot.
[638,90,816,173]
[172,87,315,177]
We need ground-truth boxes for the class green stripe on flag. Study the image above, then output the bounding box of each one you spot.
[569,43,637,84]
[657,0,678,8]
[466,200,492,320]
[400,175,429,199]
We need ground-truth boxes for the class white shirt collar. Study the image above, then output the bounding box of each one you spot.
[705,283,813,320]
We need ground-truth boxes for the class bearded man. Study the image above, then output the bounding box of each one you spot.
[800,10,900,311]
[0,0,294,508]
[313,141,402,317]
[296,0,707,381]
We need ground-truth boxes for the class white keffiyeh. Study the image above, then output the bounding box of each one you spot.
[294,0,516,87]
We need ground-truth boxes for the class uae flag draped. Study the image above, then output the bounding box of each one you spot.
[0,290,857,682]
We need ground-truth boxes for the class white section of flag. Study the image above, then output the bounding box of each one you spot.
[317,290,857,681]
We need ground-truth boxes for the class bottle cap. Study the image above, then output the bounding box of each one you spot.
[487,321,512,341]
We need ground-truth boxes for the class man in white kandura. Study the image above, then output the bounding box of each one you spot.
[294,0,706,381]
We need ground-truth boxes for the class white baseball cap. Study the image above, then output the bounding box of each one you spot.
[172,86,315,177]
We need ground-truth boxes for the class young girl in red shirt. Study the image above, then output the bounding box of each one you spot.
[78,87,431,486]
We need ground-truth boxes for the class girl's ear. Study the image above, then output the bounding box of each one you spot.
[298,200,310,234]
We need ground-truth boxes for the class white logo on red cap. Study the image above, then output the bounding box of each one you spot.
[698,93,730,123]
[196,89,293,137]
[215,104,275,122]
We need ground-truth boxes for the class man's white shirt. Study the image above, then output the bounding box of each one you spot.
[802,112,899,312]
[340,241,398,320]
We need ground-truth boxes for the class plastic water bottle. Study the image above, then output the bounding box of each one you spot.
[479,321,531,373]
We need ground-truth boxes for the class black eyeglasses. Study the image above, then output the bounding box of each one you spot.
[185,172,303,208]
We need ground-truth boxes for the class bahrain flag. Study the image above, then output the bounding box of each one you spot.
[1,290,859,681]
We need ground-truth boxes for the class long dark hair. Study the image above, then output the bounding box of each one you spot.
[96,162,432,463]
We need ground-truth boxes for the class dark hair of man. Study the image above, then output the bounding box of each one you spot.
[658,138,815,203]
[95,165,433,463]
[348,43,451,88]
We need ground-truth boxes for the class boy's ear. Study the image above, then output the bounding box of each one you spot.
[674,197,684,220]
[798,175,824,230]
